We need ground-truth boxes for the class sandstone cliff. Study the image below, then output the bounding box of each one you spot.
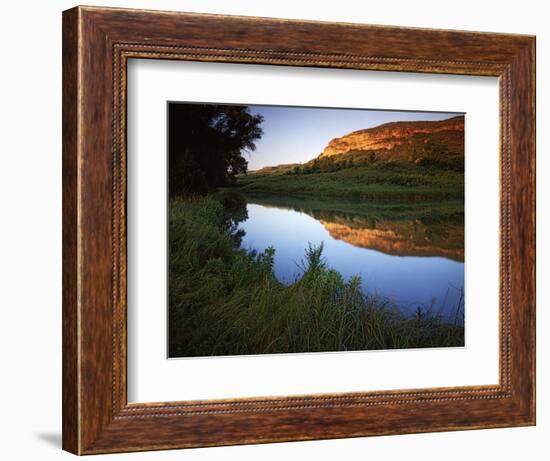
[319,115,464,165]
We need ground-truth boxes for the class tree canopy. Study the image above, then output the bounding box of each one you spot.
[168,103,264,197]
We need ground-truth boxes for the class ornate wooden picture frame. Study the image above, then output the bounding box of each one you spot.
[62,5,535,455]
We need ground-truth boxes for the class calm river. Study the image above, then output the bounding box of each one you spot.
[237,197,465,324]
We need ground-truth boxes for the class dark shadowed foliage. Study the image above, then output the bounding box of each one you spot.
[168,103,264,196]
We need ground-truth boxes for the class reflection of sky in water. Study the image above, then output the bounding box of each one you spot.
[239,203,464,323]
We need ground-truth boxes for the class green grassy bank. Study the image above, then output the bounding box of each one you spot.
[168,194,464,357]
[238,162,464,201]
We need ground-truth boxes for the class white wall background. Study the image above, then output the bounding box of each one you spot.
[0,1,546,459]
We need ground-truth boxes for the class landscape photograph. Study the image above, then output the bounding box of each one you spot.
[167,102,465,358]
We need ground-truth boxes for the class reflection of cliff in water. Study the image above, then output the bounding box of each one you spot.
[320,220,463,261]
[242,193,464,262]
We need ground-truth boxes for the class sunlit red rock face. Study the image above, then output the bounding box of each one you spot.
[320,220,464,261]
[320,115,464,161]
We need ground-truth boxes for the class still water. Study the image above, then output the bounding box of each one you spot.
[238,198,464,323]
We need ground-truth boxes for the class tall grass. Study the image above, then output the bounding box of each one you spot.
[168,195,464,357]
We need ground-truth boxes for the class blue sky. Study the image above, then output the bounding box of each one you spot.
[246,105,462,170]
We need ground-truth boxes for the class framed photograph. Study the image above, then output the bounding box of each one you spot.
[62,6,535,455]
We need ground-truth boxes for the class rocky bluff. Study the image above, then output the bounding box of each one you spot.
[319,115,464,164]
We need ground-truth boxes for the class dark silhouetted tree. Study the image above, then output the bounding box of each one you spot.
[168,103,263,197]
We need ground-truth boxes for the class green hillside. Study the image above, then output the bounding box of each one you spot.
[238,162,464,201]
